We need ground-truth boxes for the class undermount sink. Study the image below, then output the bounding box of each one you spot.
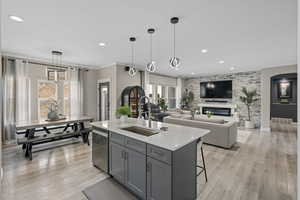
[121,126,159,137]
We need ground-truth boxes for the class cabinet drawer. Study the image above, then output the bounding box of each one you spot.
[125,137,146,154]
[147,145,172,165]
[110,132,125,145]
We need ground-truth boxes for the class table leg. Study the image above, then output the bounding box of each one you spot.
[79,122,86,143]
[24,128,35,160]
[25,143,29,157]
[28,142,33,160]
[62,123,70,132]
[43,127,51,134]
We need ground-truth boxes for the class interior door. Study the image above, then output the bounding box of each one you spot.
[99,82,110,121]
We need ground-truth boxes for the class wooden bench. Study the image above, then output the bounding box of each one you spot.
[17,128,91,160]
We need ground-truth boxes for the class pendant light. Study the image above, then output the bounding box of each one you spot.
[51,50,63,66]
[47,50,63,81]
[146,28,156,73]
[128,37,137,77]
[169,17,180,69]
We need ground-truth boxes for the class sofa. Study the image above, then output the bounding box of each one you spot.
[163,115,238,149]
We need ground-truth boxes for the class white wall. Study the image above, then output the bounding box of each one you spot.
[87,64,143,121]
[149,73,177,86]
[116,64,142,107]
[260,65,297,131]
[82,70,97,120]
[96,65,118,120]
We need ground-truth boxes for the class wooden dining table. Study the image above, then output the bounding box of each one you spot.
[16,116,93,160]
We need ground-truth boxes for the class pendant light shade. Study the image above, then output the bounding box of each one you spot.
[129,37,137,77]
[169,17,180,69]
[146,28,157,73]
[128,67,137,77]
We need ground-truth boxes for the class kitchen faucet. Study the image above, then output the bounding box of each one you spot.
[138,96,152,127]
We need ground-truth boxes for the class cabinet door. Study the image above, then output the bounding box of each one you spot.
[147,157,172,200]
[125,149,147,200]
[109,142,125,184]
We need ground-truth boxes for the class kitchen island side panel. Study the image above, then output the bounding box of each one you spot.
[172,140,197,200]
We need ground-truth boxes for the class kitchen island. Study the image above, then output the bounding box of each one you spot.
[91,118,210,200]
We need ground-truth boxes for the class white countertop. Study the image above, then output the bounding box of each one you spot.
[91,118,210,151]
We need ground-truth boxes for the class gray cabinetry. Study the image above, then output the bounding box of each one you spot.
[109,132,197,200]
[147,157,171,200]
[110,132,146,200]
[125,148,147,199]
[109,142,125,184]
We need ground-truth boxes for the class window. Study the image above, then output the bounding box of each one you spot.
[63,82,70,116]
[38,80,70,120]
[157,85,166,100]
[147,84,177,108]
[168,87,176,109]
[38,81,57,119]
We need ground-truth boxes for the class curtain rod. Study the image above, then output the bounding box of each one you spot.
[22,60,72,70]
[4,55,83,70]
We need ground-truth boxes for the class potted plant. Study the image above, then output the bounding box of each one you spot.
[116,106,131,122]
[180,88,194,110]
[240,87,259,128]
[206,111,213,118]
[47,98,60,120]
[158,98,168,112]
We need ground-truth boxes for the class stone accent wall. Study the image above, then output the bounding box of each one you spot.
[183,71,261,127]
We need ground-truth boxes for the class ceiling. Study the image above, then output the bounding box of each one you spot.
[1,0,297,77]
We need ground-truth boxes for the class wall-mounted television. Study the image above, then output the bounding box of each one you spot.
[200,80,232,98]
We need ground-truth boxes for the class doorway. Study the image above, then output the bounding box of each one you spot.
[270,73,297,122]
[98,82,110,121]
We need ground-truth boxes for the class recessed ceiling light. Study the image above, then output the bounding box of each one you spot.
[98,42,106,47]
[201,49,208,53]
[9,15,24,22]
[230,67,235,71]
[191,72,195,75]
[218,60,225,64]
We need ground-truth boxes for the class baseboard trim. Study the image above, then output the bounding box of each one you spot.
[260,127,271,132]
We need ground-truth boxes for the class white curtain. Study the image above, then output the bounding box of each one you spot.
[15,60,31,122]
[2,58,16,142]
[69,68,83,117]
[2,58,31,143]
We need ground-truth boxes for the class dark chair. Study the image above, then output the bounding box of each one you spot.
[144,103,170,122]
[197,139,208,182]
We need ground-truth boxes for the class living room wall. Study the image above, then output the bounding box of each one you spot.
[184,71,261,127]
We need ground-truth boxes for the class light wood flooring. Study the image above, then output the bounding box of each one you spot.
[0,129,297,200]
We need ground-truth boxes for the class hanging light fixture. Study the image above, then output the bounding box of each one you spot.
[146,28,156,73]
[47,50,64,81]
[129,37,137,77]
[51,50,63,66]
[169,17,180,69]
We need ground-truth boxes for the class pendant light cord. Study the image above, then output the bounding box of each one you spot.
[173,23,176,57]
[131,42,134,68]
[150,34,152,61]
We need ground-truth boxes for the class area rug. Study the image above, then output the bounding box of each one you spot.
[82,177,138,200]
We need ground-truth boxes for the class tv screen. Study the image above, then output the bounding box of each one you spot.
[200,80,232,98]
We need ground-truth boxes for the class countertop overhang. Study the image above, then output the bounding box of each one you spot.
[91,118,210,151]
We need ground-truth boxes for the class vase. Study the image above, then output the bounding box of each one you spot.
[48,111,59,120]
[120,115,128,123]
[245,120,255,129]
